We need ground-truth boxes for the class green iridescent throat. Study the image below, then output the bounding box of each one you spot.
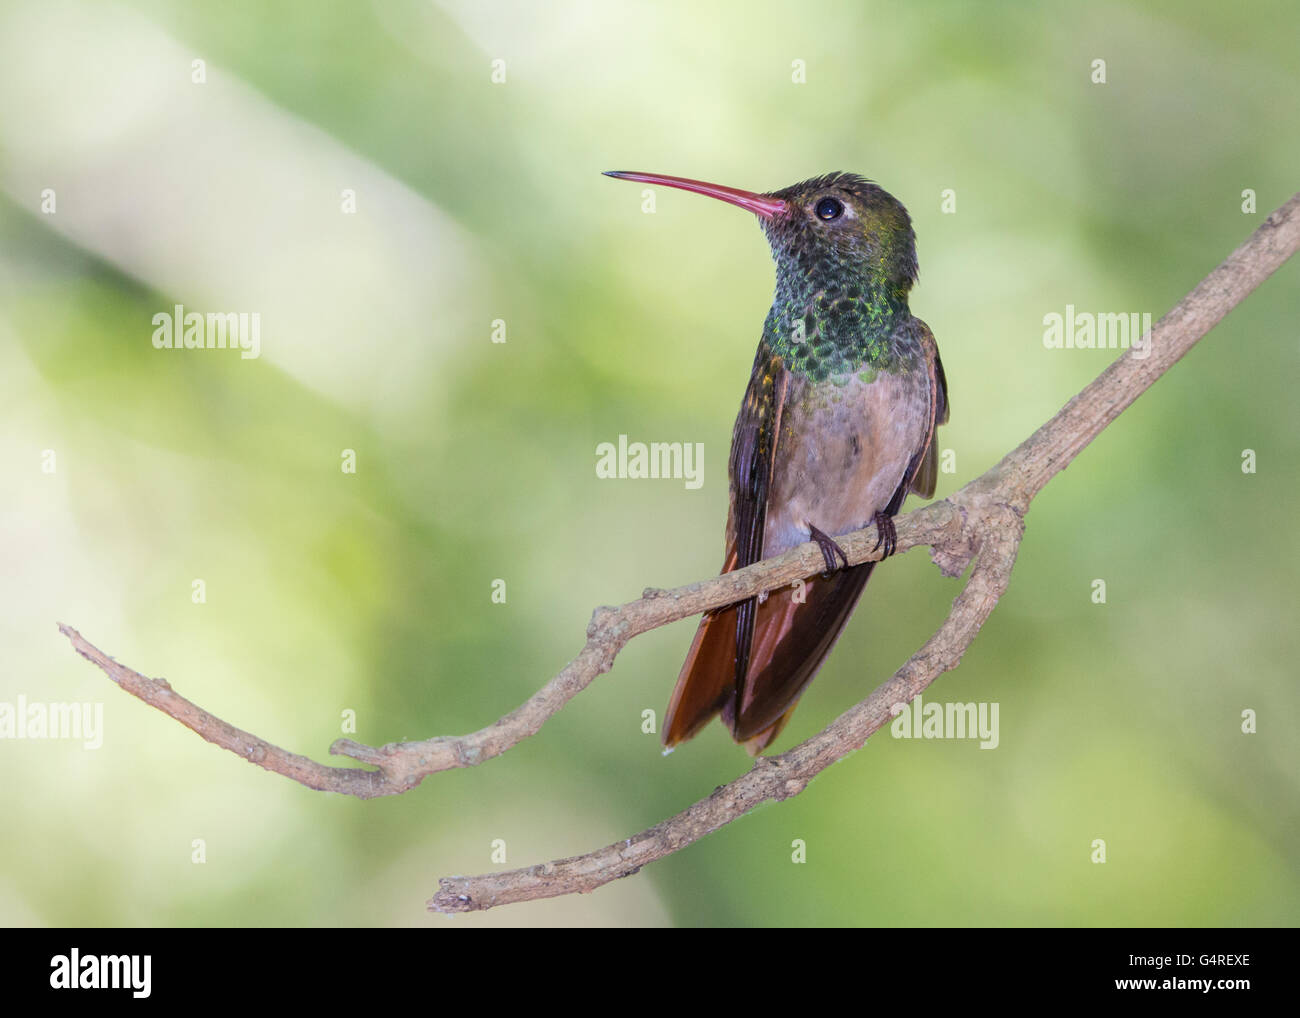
[762,269,911,383]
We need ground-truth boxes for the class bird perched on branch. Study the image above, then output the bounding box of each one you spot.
[605,170,949,754]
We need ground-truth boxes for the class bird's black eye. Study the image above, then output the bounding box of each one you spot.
[815,197,844,221]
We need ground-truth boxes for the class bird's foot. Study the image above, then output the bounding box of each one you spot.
[871,510,898,559]
[807,523,850,576]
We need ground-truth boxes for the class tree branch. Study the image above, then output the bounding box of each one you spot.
[432,506,1023,912]
[57,500,962,798]
[59,194,1300,913]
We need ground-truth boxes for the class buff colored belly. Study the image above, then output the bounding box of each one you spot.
[761,367,928,558]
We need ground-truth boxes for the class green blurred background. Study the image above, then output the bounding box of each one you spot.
[1,0,1296,927]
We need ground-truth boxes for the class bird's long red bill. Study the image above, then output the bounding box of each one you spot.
[603,171,788,219]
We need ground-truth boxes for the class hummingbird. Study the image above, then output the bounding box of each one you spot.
[605,170,948,755]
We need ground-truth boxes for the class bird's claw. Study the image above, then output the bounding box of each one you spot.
[871,510,897,559]
[807,523,850,576]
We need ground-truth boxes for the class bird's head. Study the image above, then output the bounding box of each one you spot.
[603,170,917,297]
